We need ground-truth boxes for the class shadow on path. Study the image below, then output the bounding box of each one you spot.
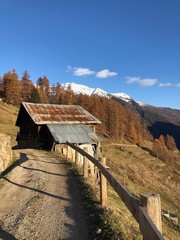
[19,165,68,177]
[0,226,17,240]
[1,149,88,239]
[2,151,71,202]
[1,153,29,176]
[29,159,64,164]
[2,176,71,202]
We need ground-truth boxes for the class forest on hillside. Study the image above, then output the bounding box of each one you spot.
[0,69,152,143]
[0,69,178,154]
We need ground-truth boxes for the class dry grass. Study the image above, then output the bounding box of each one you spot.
[101,142,180,240]
[0,101,19,146]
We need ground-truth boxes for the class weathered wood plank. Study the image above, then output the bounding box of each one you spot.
[139,206,164,240]
[100,157,107,206]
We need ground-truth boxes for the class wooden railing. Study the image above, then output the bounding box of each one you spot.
[66,141,164,240]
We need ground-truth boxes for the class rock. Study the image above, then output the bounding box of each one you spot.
[0,133,12,172]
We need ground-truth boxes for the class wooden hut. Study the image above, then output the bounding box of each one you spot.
[15,103,102,157]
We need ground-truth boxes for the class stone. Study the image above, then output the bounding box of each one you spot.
[0,133,13,172]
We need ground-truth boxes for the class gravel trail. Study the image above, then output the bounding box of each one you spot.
[0,149,88,240]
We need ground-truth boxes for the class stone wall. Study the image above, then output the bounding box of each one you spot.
[0,133,12,173]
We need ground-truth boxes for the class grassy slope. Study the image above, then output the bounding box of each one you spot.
[1,102,179,239]
[0,101,19,145]
[102,142,180,239]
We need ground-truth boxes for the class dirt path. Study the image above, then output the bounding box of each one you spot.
[0,149,88,240]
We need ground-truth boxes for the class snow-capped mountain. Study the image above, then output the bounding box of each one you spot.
[61,82,109,98]
[61,82,133,102]
[61,82,94,96]
[61,82,180,149]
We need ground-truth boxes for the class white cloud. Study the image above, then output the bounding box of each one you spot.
[138,78,157,87]
[125,76,157,87]
[74,67,95,77]
[67,65,118,78]
[96,69,118,78]
[66,65,95,77]
[125,76,140,84]
[159,82,180,88]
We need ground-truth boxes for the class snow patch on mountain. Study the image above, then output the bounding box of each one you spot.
[61,82,109,97]
[111,92,132,102]
[61,82,94,96]
[91,88,108,97]
[136,101,147,107]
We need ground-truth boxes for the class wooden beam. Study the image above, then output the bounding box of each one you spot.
[139,206,164,240]
[75,150,80,165]
[100,157,107,206]
[66,142,164,240]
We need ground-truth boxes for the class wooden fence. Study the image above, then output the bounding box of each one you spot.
[66,141,164,240]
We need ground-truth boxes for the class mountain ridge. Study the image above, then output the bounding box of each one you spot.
[62,82,179,110]
[62,82,180,149]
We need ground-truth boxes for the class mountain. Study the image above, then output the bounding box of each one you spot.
[61,82,109,98]
[62,82,180,149]
[62,82,135,100]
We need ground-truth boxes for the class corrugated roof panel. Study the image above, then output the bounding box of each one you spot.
[47,124,102,144]
[21,102,101,125]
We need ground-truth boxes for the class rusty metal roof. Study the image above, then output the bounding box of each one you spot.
[47,124,102,144]
[17,102,101,125]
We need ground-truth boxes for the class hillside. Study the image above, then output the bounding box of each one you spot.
[0,101,179,239]
[1,71,180,148]
[62,82,180,149]
[112,94,180,149]
[102,142,180,239]
[0,101,18,145]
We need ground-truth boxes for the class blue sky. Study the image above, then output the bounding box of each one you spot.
[0,0,180,109]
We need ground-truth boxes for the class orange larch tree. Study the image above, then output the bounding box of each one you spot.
[3,69,22,106]
[21,70,34,102]
[165,134,177,151]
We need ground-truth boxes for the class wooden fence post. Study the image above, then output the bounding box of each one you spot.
[95,142,102,159]
[72,149,75,162]
[66,142,164,240]
[66,145,69,159]
[83,147,88,178]
[75,150,80,165]
[100,157,107,206]
[141,194,162,235]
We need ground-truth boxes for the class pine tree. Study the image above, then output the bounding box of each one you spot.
[21,70,33,102]
[159,135,165,145]
[65,85,74,105]
[3,69,22,105]
[43,76,50,98]
[165,134,177,151]
[29,87,41,103]
[152,139,164,159]
[55,82,64,104]
[36,76,49,103]
[0,76,4,98]
[130,124,138,144]
[152,137,172,162]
